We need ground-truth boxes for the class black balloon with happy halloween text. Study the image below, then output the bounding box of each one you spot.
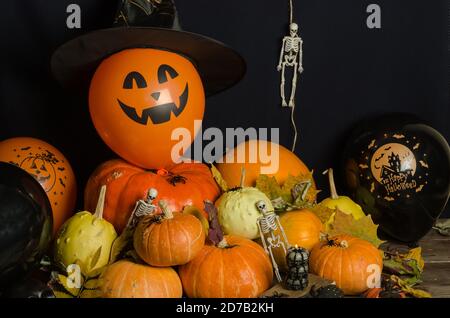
[341,114,450,242]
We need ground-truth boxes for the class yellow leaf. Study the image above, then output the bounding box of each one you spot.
[256,175,282,201]
[79,289,102,298]
[209,164,228,192]
[53,291,74,298]
[56,274,83,297]
[109,227,134,264]
[327,210,385,248]
[405,247,425,272]
[311,204,335,226]
[391,275,431,298]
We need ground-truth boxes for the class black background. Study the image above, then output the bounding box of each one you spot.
[0,0,449,216]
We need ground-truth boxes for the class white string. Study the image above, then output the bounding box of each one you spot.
[289,0,293,24]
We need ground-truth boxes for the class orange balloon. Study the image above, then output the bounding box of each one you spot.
[89,48,205,169]
[216,140,311,188]
[0,137,77,236]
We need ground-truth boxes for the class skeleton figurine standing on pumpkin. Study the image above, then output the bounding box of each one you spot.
[126,188,158,228]
[256,200,291,282]
[277,22,303,108]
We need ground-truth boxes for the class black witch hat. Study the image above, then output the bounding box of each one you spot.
[51,0,246,96]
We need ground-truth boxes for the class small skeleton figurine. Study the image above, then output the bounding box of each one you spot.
[126,188,158,228]
[277,22,303,108]
[256,200,291,282]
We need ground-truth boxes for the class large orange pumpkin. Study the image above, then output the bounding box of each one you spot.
[89,48,205,169]
[84,159,220,233]
[99,260,182,298]
[179,235,273,298]
[0,137,76,235]
[216,140,311,188]
[134,201,205,267]
[269,209,323,272]
[309,234,383,295]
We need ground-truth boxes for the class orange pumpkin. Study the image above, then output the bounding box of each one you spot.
[134,201,205,266]
[89,48,205,169]
[309,234,383,295]
[216,140,311,188]
[84,159,220,233]
[269,209,324,271]
[179,235,273,298]
[0,137,76,235]
[99,260,182,298]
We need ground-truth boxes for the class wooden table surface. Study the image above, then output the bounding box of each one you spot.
[417,225,450,298]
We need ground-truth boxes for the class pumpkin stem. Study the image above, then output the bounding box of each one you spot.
[158,200,173,219]
[239,166,246,188]
[324,168,339,199]
[94,185,107,219]
[218,238,229,249]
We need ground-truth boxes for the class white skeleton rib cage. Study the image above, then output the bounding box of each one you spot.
[126,188,158,227]
[256,200,291,283]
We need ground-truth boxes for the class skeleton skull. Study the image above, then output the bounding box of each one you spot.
[290,23,298,36]
[256,200,267,213]
[147,188,158,201]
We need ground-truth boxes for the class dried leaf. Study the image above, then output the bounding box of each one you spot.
[109,227,134,264]
[183,205,209,234]
[53,291,74,298]
[327,210,385,248]
[256,175,283,201]
[405,247,424,272]
[204,201,223,245]
[83,278,102,290]
[209,164,228,192]
[434,219,450,236]
[382,247,424,286]
[281,172,319,204]
[79,289,102,298]
[51,273,82,297]
[391,275,431,298]
[311,204,335,226]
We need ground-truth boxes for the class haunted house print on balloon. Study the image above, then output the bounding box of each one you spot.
[355,134,431,201]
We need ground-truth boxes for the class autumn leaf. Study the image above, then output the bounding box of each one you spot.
[281,172,319,204]
[311,204,335,226]
[382,247,424,286]
[256,175,283,201]
[209,164,228,192]
[256,173,318,213]
[109,227,135,264]
[204,201,223,245]
[327,210,385,248]
[390,275,431,298]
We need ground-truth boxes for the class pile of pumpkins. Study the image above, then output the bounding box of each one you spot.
[53,141,382,298]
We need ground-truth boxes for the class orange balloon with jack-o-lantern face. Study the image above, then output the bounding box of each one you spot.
[89,48,205,169]
[0,137,77,236]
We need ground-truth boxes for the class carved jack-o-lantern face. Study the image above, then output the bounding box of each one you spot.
[89,48,205,169]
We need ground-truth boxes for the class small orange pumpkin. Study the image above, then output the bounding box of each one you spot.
[309,234,383,295]
[179,235,273,298]
[99,260,182,298]
[84,159,220,233]
[269,209,324,271]
[134,201,205,267]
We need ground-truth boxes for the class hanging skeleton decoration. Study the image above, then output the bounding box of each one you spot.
[256,200,291,282]
[277,0,304,152]
[126,188,158,228]
[277,22,303,108]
